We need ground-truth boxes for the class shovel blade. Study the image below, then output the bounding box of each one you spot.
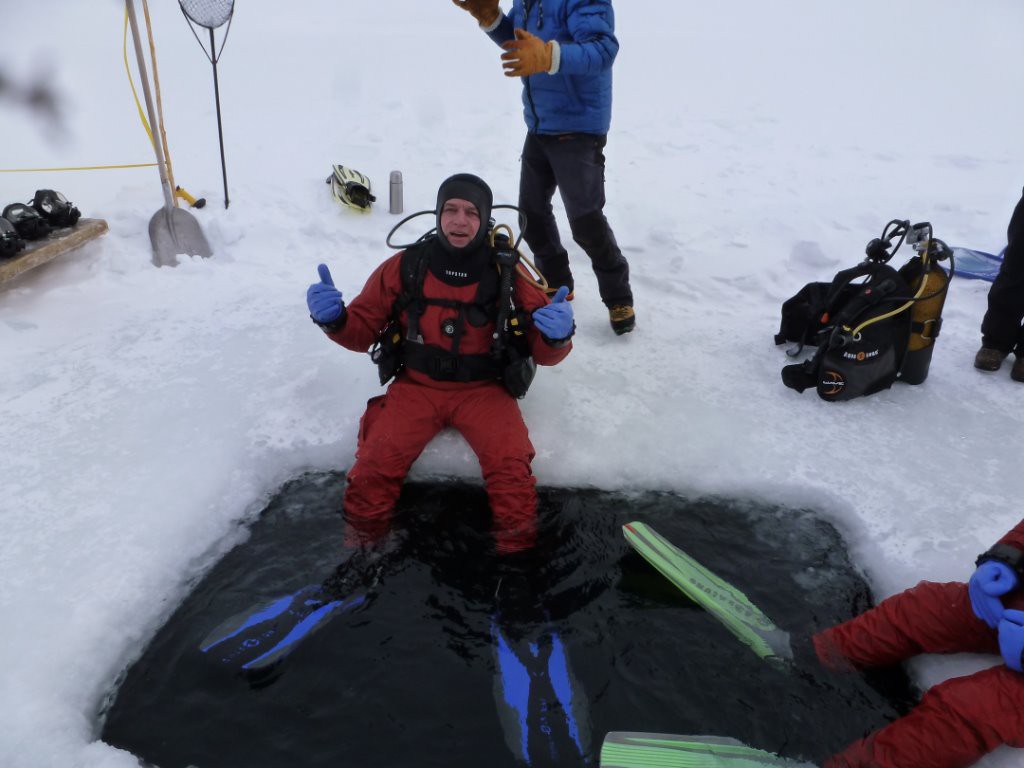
[149,206,213,267]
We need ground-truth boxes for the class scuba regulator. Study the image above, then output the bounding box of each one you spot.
[490,225,537,399]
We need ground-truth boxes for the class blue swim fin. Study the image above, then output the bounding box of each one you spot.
[949,246,1003,282]
[199,584,366,673]
[491,616,591,766]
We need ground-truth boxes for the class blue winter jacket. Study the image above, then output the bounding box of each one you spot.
[486,0,618,135]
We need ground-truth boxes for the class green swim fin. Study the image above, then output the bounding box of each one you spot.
[600,732,813,768]
[622,521,792,663]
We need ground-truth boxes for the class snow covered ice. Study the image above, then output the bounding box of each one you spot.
[2,1,1024,766]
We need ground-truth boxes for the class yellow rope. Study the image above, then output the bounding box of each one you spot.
[124,8,158,150]
[0,163,157,173]
[0,12,160,176]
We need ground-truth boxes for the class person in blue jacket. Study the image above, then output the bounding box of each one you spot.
[453,0,636,335]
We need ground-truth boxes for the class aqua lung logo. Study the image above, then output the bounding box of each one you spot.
[819,370,846,397]
[687,576,772,630]
[216,628,274,664]
[841,348,879,362]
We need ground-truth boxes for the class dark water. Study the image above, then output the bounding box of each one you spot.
[100,473,916,768]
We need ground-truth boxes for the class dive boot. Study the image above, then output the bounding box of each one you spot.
[974,347,1007,372]
[31,189,81,228]
[609,304,636,335]
[0,216,25,259]
[2,203,52,240]
[1012,355,1024,383]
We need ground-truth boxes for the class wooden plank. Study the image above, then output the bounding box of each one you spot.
[0,218,109,287]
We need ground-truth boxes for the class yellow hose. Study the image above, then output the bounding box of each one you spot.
[848,241,932,337]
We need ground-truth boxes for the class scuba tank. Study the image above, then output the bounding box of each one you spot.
[897,242,951,385]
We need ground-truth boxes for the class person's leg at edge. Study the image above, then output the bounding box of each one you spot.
[813,581,998,671]
[547,134,632,310]
[343,380,443,547]
[980,189,1024,361]
[520,133,574,296]
[825,666,1024,768]
[451,383,538,555]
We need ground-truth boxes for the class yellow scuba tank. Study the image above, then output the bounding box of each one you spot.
[897,232,952,385]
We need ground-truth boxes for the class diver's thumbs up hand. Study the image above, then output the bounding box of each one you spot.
[318,263,335,287]
[307,263,346,326]
[532,286,574,341]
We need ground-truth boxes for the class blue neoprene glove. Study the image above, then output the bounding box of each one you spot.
[531,286,574,340]
[968,560,1018,628]
[998,609,1024,672]
[306,263,345,325]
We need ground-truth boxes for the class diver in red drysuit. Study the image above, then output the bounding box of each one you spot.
[815,519,1024,768]
[305,173,573,555]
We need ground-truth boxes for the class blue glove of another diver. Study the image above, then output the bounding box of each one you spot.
[968,560,1018,628]
[998,609,1024,672]
[306,263,345,326]
[531,285,574,340]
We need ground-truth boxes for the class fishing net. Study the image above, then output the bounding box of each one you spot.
[179,0,234,30]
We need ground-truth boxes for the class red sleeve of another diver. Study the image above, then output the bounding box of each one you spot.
[996,521,1024,554]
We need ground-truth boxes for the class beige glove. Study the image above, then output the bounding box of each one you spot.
[501,28,553,77]
[452,0,501,27]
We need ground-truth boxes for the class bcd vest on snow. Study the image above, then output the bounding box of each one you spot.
[370,234,536,398]
[775,220,953,402]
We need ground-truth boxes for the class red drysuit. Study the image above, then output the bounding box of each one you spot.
[324,243,570,554]
[816,521,1024,768]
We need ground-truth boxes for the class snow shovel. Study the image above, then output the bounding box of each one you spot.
[126,0,212,266]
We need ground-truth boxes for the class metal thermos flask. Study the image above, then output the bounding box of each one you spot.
[389,171,403,214]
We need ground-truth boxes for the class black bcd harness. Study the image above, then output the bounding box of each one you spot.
[775,220,953,402]
[370,233,537,398]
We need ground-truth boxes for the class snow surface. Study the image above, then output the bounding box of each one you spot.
[3,1,1024,766]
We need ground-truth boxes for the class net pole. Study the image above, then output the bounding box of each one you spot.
[210,27,229,209]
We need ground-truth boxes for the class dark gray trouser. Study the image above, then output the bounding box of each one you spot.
[982,187,1024,354]
[518,132,633,308]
